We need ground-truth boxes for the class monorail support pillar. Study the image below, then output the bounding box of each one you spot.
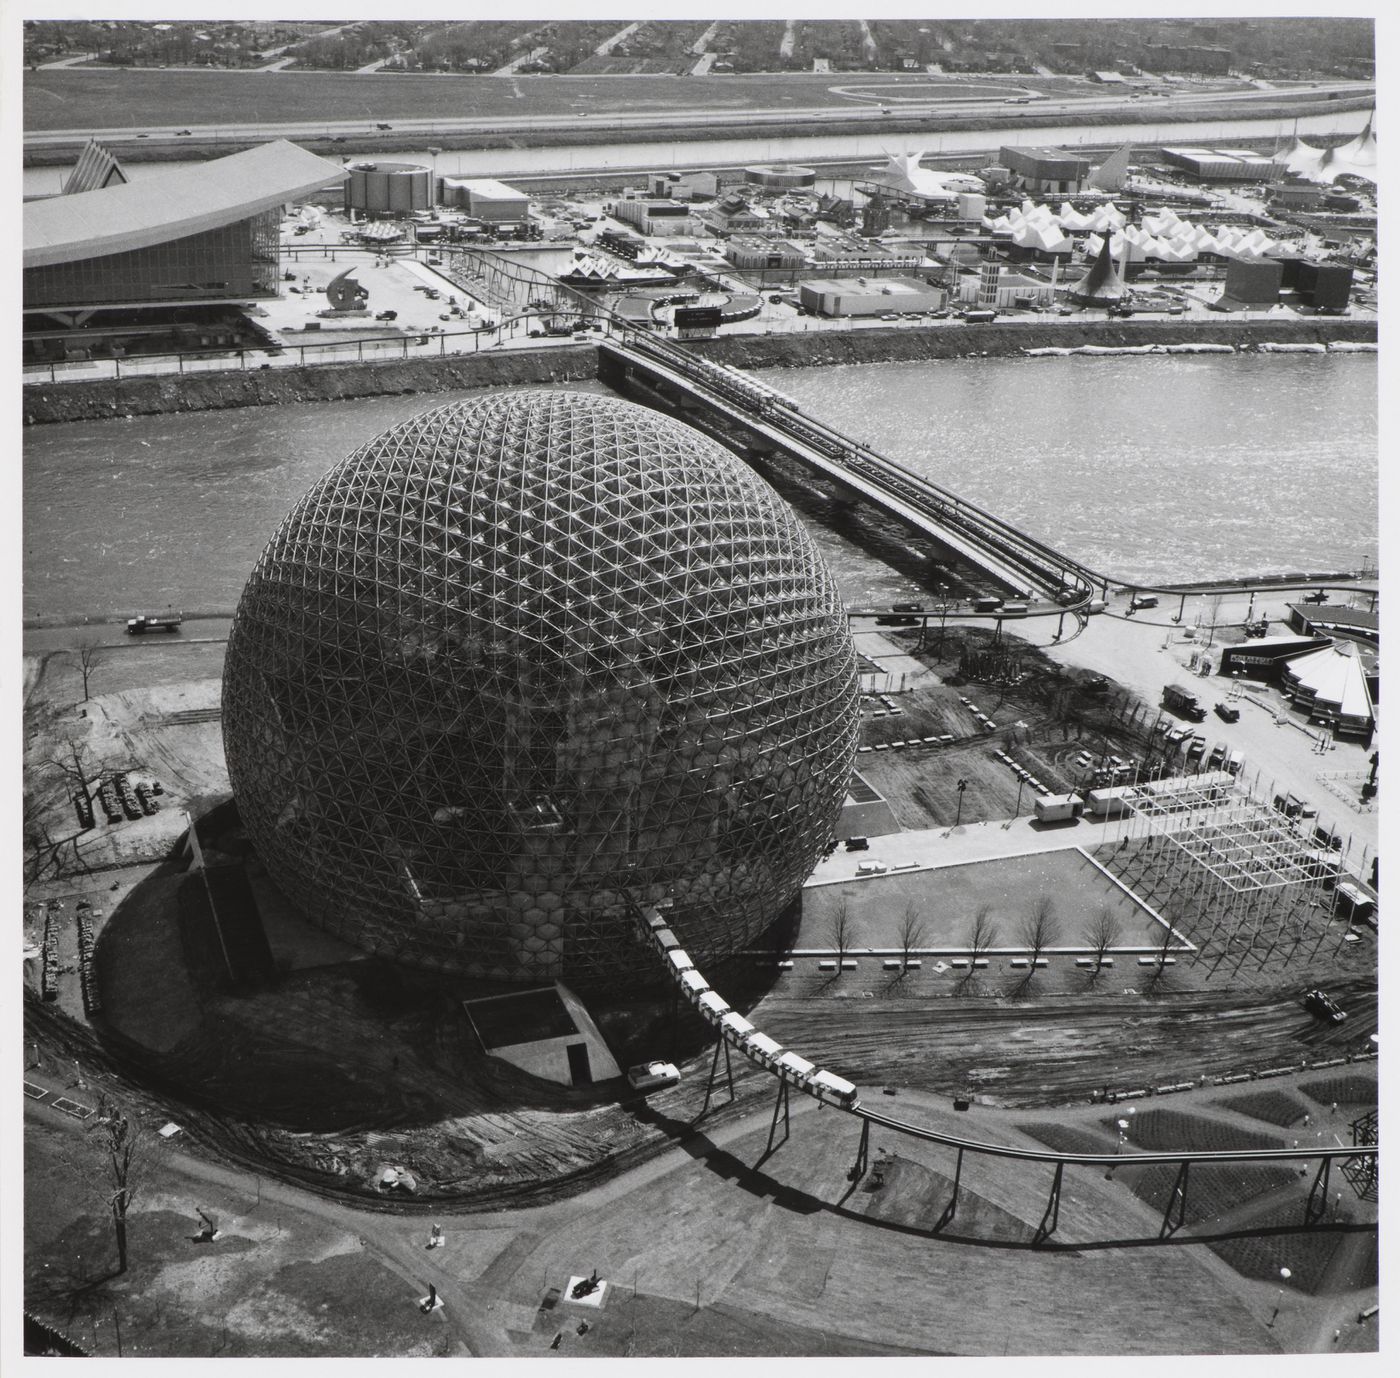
[1160,1160,1190,1237]
[935,1146,964,1232]
[848,1118,870,1183]
[765,1079,791,1158]
[700,1035,736,1119]
[1033,1162,1064,1246]
[1305,1156,1332,1225]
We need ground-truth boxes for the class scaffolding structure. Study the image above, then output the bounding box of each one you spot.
[1103,775,1345,954]
[223,390,860,988]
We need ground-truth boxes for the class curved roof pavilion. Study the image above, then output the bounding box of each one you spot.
[24,139,347,270]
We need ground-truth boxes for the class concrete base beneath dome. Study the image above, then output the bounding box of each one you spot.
[463,982,622,1087]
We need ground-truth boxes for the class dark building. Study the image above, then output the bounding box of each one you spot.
[1295,261,1354,311]
[998,146,1095,195]
[1223,257,1283,306]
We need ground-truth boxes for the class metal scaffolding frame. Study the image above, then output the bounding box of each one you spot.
[223,390,860,987]
[1102,776,1344,953]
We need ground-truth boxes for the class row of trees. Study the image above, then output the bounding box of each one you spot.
[823,895,1133,974]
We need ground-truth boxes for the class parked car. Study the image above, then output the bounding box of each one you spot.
[1214,703,1240,723]
[1303,989,1346,1023]
[627,1061,681,1092]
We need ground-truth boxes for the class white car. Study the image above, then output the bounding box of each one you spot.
[626,1061,681,1092]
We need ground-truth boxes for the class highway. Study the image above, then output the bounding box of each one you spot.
[22,78,1373,149]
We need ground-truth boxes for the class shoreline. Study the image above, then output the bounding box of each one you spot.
[23,317,1378,425]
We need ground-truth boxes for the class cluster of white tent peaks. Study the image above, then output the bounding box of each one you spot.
[983,198,1287,263]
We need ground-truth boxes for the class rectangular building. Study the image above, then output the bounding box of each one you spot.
[611,197,694,236]
[999,146,1094,196]
[1162,148,1280,182]
[439,177,530,224]
[797,274,944,317]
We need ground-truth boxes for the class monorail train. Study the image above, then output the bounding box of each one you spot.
[634,904,861,1110]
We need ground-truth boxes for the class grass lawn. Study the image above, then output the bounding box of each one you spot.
[801,849,1174,952]
[24,1119,462,1358]
[23,68,1069,132]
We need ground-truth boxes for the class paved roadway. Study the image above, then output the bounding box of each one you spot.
[22,79,1373,147]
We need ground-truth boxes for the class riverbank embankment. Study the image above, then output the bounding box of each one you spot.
[22,317,1377,425]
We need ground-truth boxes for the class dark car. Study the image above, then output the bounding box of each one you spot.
[1214,702,1240,723]
[1303,989,1346,1023]
[376,122,393,130]
[175,128,192,136]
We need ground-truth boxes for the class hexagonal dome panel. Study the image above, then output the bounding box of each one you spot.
[222,390,859,987]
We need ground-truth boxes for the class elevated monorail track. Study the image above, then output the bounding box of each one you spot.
[601,334,1101,613]
[631,899,1378,1239]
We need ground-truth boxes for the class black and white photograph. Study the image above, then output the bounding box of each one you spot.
[13,3,1383,1365]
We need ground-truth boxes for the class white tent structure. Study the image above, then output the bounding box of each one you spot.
[1273,117,1377,185]
[1280,641,1375,739]
[864,152,984,202]
[1011,220,1074,255]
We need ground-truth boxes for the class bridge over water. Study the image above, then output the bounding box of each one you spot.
[600,334,1107,619]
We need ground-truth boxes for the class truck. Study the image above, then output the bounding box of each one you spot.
[973,596,1003,613]
[1084,786,1134,819]
[963,309,997,324]
[1033,792,1083,824]
[1163,684,1207,722]
[126,612,183,635]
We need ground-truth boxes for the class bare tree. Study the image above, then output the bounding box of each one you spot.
[1019,895,1061,970]
[968,904,998,965]
[88,1095,163,1275]
[75,637,104,704]
[1088,904,1121,972]
[896,902,927,974]
[826,897,857,967]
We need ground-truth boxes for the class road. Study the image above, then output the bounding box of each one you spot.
[22,78,1373,148]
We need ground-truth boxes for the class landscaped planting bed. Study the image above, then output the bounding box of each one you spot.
[1129,1161,1299,1226]
[1297,1074,1377,1108]
[1099,1108,1283,1154]
[1216,1089,1309,1128]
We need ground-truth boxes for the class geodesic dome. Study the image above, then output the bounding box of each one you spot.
[222,390,859,988]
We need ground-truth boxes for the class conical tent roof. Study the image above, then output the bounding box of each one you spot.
[1335,114,1377,168]
[1071,234,1127,303]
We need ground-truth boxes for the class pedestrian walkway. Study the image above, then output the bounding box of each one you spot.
[808,794,1243,886]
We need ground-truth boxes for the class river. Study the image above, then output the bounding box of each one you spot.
[23,353,1375,624]
[21,108,1372,195]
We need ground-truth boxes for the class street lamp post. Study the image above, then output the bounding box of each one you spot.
[954,777,969,828]
[1269,1266,1292,1326]
[1014,776,1026,818]
[936,585,950,657]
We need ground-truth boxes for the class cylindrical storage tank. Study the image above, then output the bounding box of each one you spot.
[344,161,432,215]
[744,163,817,190]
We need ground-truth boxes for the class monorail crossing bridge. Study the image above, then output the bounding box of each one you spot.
[630,900,1379,1246]
[598,335,1104,619]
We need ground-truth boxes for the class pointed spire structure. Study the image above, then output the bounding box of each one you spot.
[1070,234,1127,305]
[1089,144,1133,193]
[62,139,128,195]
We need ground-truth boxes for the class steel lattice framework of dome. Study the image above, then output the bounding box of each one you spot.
[222,390,860,987]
